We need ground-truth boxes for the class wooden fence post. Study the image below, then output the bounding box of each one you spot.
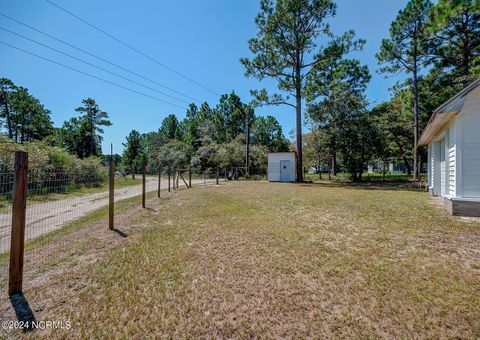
[109,160,114,230]
[9,151,28,296]
[173,168,176,190]
[168,166,171,192]
[142,165,146,208]
[188,167,192,188]
[216,168,219,185]
[157,166,161,198]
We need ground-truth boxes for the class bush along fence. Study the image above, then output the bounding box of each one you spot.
[1,151,225,297]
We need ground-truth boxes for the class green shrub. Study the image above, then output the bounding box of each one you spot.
[0,136,107,195]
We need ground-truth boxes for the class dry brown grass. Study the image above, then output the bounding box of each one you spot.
[1,182,480,338]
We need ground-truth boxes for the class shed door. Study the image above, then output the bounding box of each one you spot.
[440,139,446,195]
[280,160,291,182]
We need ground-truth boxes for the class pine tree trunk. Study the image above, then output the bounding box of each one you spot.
[331,151,337,177]
[394,139,412,175]
[295,62,303,182]
[413,39,420,181]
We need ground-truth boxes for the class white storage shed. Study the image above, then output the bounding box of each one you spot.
[419,78,480,217]
[268,152,296,182]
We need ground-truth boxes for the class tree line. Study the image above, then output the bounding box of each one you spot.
[242,0,480,181]
[2,0,479,182]
[123,92,289,177]
[1,80,288,177]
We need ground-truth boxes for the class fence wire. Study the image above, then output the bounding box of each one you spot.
[0,170,13,291]
[1,161,229,293]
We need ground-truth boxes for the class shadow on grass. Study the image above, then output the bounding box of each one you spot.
[112,228,128,238]
[298,180,427,192]
[9,293,36,331]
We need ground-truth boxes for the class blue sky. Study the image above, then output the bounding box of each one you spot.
[0,0,408,153]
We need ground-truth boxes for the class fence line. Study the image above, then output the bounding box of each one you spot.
[1,152,228,296]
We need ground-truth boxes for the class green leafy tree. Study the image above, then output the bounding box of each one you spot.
[159,114,183,141]
[370,97,414,175]
[58,117,91,159]
[122,129,146,179]
[306,58,371,176]
[241,0,364,181]
[0,78,17,139]
[0,80,53,143]
[9,87,53,143]
[74,98,111,157]
[252,115,289,152]
[190,143,219,171]
[302,126,329,172]
[376,0,433,180]
[214,92,249,144]
[158,140,191,169]
[428,0,480,87]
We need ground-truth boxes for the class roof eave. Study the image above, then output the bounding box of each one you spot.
[418,111,457,146]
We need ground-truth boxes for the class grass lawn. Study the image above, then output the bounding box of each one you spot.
[2,181,479,338]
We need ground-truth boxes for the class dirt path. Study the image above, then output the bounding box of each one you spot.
[0,177,206,253]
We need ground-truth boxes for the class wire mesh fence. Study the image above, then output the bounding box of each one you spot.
[1,153,231,295]
[0,169,14,292]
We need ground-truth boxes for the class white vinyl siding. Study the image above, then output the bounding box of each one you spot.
[440,139,447,195]
[427,144,432,188]
[448,123,456,196]
[460,86,480,198]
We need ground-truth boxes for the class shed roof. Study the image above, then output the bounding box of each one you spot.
[418,77,480,146]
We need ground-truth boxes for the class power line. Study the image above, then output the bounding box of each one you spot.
[0,25,192,105]
[45,0,221,96]
[0,12,200,103]
[0,41,187,109]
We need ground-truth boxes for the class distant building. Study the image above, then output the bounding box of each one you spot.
[268,152,296,182]
[419,78,480,217]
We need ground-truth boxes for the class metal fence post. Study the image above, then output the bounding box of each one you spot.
[203,171,206,186]
[9,151,28,296]
[157,166,161,198]
[142,165,146,208]
[216,167,219,185]
[225,167,227,182]
[109,160,114,230]
[172,168,176,190]
[176,170,179,189]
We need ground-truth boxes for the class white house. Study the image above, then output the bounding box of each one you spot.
[419,78,480,217]
[268,152,296,182]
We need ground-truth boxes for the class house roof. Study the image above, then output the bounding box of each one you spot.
[418,77,480,146]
